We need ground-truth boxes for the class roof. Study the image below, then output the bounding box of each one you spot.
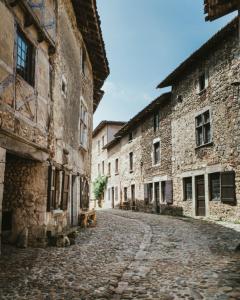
[204,0,239,21]
[71,0,110,111]
[103,92,172,150]
[92,121,126,138]
[158,17,238,88]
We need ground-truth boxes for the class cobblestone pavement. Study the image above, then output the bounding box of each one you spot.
[0,210,240,300]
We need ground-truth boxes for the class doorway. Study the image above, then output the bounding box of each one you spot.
[131,184,136,210]
[196,175,206,216]
[111,187,115,208]
[70,175,78,226]
[154,182,160,213]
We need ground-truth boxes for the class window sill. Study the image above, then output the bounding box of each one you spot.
[129,170,133,174]
[195,142,213,150]
[115,172,119,176]
[153,163,160,167]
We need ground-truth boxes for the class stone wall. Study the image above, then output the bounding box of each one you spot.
[2,153,48,247]
[171,30,240,221]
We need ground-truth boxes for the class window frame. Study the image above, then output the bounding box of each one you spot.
[183,177,192,201]
[197,68,209,93]
[108,162,111,177]
[209,172,221,201]
[153,112,160,132]
[16,28,35,87]
[129,152,133,172]
[153,141,160,165]
[115,158,119,174]
[195,109,212,147]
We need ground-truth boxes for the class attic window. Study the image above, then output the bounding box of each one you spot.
[198,69,209,93]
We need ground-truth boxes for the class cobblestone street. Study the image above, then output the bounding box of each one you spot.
[0,210,240,300]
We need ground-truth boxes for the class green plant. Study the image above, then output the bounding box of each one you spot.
[93,175,108,202]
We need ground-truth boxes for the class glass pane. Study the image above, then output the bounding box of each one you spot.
[211,173,220,200]
[197,128,203,146]
[196,115,203,126]
[204,111,210,123]
[204,124,211,143]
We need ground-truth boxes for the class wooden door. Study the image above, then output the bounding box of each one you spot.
[131,185,135,210]
[112,187,115,208]
[196,175,206,216]
[154,182,160,213]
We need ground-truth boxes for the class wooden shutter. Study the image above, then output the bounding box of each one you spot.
[165,180,173,204]
[144,184,148,204]
[61,171,70,210]
[221,171,236,204]
[47,165,55,212]
[80,177,83,209]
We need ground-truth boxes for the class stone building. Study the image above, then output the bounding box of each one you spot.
[91,17,240,222]
[158,17,240,221]
[91,93,173,212]
[91,121,125,209]
[0,0,109,251]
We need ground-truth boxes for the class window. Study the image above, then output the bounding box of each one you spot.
[102,161,105,175]
[124,187,128,202]
[108,162,111,176]
[115,158,119,174]
[183,177,192,201]
[209,173,220,201]
[196,110,211,147]
[209,171,236,204]
[98,163,100,176]
[144,183,153,205]
[129,132,133,142]
[161,181,173,204]
[80,102,88,148]
[47,167,69,212]
[102,136,105,148]
[108,188,111,201]
[115,187,118,201]
[153,112,160,132]
[16,29,35,86]
[97,140,100,155]
[129,152,133,172]
[153,142,160,165]
[198,69,209,92]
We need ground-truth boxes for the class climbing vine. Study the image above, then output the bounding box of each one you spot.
[93,176,108,207]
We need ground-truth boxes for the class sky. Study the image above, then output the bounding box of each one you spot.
[93,0,237,128]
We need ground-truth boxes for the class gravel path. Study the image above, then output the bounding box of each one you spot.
[0,210,240,300]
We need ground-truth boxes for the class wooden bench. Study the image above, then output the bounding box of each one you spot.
[79,210,97,228]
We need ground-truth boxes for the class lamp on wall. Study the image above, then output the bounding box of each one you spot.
[231,81,240,100]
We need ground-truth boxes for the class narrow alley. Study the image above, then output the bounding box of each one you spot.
[0,210,240,300]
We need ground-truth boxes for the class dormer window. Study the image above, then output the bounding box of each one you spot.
[198,69,209,93]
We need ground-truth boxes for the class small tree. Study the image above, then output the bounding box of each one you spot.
[93,176,108,208]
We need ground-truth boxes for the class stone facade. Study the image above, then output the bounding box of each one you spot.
[91,121,125,209]
[0,0,109,252]
[160,18,240,222]
[92,18,240,222]
[91,94,172,212]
